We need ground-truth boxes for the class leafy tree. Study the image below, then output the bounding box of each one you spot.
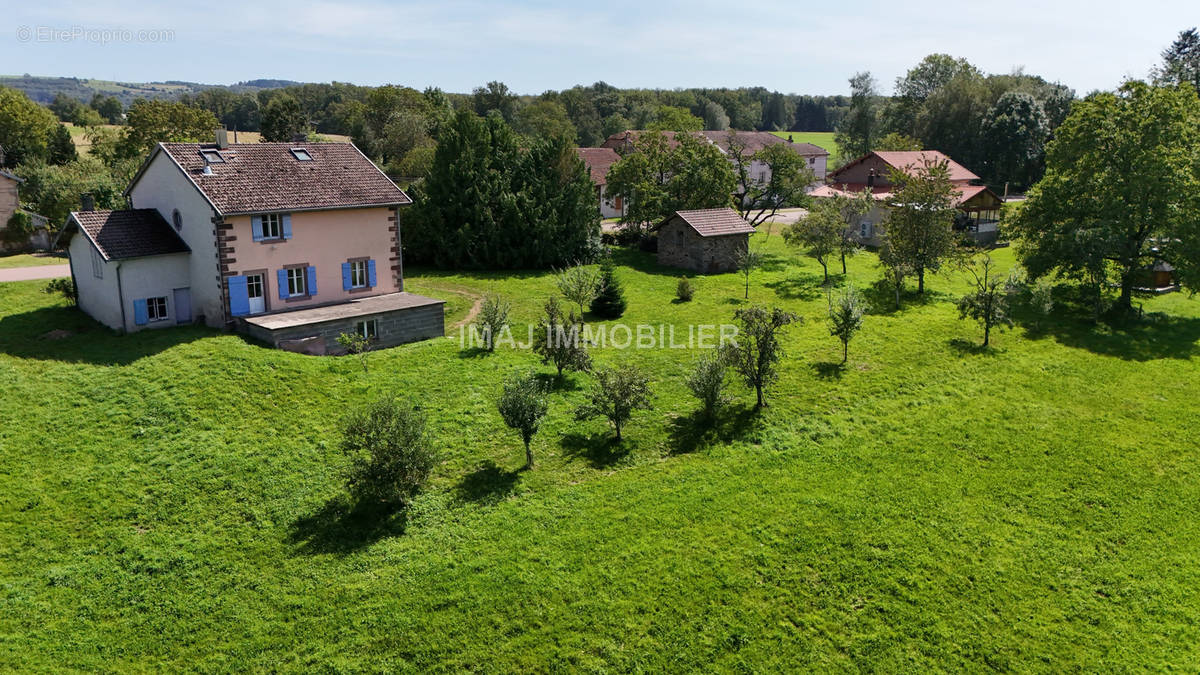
[735,246,762,299]
[647,105,703,132]
[472,81,518,122]
[980,92,1048,190]
[834,72,880,162]
[89,94,124,124]
[956,254,1015,347]
[404,111,600,269]
[121,100,219,159]
[1009,81,1200,312]
[877,237,912,311]
[260,94,309,142]
[721,305,799,409]
[914,70,991,170]
[828,284,866,363]
[497,371,549,469]
[47,124,77,166]
[574,364,652,442]
[880,159,960,294]
[1154,27,1200,91]
[0,86,60,167]
[49,93,103,126]
[726,133,815,227]
[340,396,437,508]
[701,100,730,130]
[882,54,980,138]
[686,351,729,421]
[874,132,923,151]
[556,264,601,318]
[605,130,735,228]
[532,297,592,379]
[513,99,576,142]
[826,191,873,273]
[1030,278,1054,330]
[589,258,627,319]
[14,157,125,227]
[336,331,371,373]
[474,293,511,352]
[784,200,842,283]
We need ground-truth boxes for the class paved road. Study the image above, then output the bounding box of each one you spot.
[0,264,71,282]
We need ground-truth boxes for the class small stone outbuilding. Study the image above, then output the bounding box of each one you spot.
[655,208,755,274]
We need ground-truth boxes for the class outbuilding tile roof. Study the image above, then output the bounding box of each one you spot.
[157,142,411,215]
[69,209,190,260]
[669,208,756,237]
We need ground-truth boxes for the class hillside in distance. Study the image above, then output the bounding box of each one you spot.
[0,75,301,105]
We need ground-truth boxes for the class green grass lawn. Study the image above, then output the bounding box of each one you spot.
[2,236,1199,670]
[770,131,839,165]
[0,252,67,269]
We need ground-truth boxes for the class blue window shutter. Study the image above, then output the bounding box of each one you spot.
[251,215,263,242]
[306,266,317,296]
[282,214,293,240]
[367,259,377,288]
[133,299,148,326]
[341,262,352,291]
[277,269,290,299]
[228,275,250,316]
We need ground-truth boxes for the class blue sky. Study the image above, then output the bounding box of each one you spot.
[2,0,1191,95]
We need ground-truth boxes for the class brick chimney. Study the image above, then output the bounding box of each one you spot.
[80,193,95,211]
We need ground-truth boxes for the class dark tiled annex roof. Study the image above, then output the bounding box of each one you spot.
[69,209,190,260]
[158,142,411,215]
[833,150,979,183]
[669,208,756,237]
[574,147,621,186]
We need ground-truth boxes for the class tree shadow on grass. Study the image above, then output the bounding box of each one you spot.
[667,403,759,455]
[812,361,847,379]
[1009,294,1200,362]
[0,305,211,365]
[765,271,824,301]
[948,337,999,356]
[457,346,491,359]
[560,432,627,468]
[861,278,953,316]
[288,495,408,556]
[534,371,583,392]
[455,460,521,505]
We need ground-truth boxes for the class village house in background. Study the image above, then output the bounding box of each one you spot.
[602,130,829,184]
[0,145,51,252]
[574,147,625,219]
[58,131,443,353]
[655,207,755,274]
[812,150,1004,246]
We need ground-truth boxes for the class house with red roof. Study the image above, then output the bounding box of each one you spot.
[58,131,443,353]
[574,147,624,219]
[812,150,1003,246]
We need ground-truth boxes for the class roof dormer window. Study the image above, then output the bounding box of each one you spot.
[290,148,313,161]
[200,149,224,164]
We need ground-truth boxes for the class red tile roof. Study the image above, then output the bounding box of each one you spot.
[666,208,756,237]
[575,147,621,186]
[814,182,998,207]
[155,142,411,215]
[68,209,190,260]
[834,150,979,183]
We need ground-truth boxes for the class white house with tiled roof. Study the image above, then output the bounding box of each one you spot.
[60,131,443,352]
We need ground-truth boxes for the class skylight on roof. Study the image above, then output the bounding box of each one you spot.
[200,149,224,164]
[290,148,313,161]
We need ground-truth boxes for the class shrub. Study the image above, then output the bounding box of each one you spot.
[1031,278,1054,329]
[574,364,652,441]
[589,258,627,319]
[686,351,728,421]
[675,277,694,302]
[3,211,34,246]
[497,370,550,469]
[43,277,76,305]
[555,264,601,318]
[340,397,437,508]
[335,331,371,373]
[475,293,511,351]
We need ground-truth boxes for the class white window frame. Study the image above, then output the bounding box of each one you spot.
[261,213,282,239]
[147,296,169,322]
[246,274,264,299]
[287,267,307,297]
[349,260,368,289]
[91,247,104,279]
[355,319,378,340]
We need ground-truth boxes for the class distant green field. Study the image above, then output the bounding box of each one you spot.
[770,131,839,164]
[0,252,66,270]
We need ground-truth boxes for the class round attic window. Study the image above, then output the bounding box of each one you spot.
[172,209,183,231]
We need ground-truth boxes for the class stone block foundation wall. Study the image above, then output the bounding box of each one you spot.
[240,302,444,355]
